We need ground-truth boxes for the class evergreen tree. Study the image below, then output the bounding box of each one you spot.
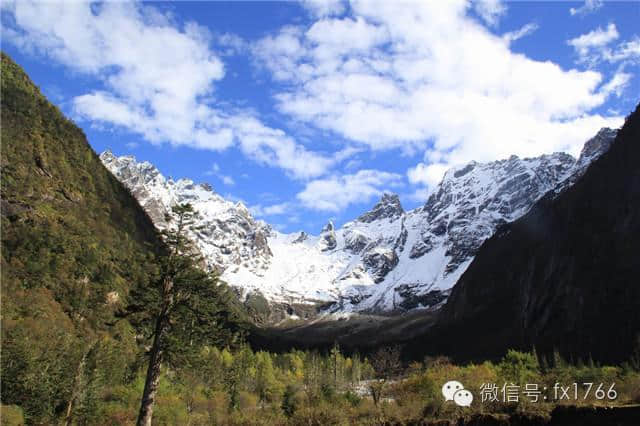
[255,352,281,405]
[137,204,242,426]
[281,384,298,417]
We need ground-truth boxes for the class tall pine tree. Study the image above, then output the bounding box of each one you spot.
[137,203,242,426]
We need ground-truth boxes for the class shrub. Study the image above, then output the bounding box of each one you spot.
[1,405,25,426]
[237,391,259,412]
[343,390,362,407]
[281,384,299,417]
[498,350,540,384]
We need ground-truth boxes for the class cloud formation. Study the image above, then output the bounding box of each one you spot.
[568,23,619,59]
[255,1,624,193]
[250,202,292,217]
[568,23,640,67]
[3,0,633,215]
[570,0,604,17]
[300,0,346,18]
[473,0,507,27]
[205,163,235,186]
[2,0,333,180]
[502,22,539,43]
[297,170,402,212]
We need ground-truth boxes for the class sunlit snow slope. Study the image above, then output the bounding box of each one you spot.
[101,128,616,314]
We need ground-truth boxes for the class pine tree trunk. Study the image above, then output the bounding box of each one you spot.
[64,340,98,426]
[64,350,88,426]
[137,277,173,426]
[137,311,167,426]
[334,351,337,388]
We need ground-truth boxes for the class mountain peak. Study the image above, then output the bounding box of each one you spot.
[100,150,141,168]
[100,125,615,315]
[321,220,335,233]
[235,201,249,214]
[199,182,214,193]
[100,149,115,161]
[357,192,404,223]
[99,151,273,281]
[578,127,617,165]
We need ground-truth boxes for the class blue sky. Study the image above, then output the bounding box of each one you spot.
[2,0,639,233]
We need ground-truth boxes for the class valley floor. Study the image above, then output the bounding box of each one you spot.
[249,309,439,354]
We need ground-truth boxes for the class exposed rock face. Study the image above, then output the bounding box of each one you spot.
[363,248,399,283]
[395,286,447,311]
[576,127,617,170]
[334,144,607,313]
[100,151,273,284]
[344,230,370,254]
[553,127,618,194]
[420,152,577,277]
[101,127,616,315]
[357,193,404,223]
[409,237,434,259]
[292,231,308,244]
[421,110,639,364]
[319,221,337,251]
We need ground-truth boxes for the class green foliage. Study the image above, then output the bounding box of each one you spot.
[255,351,282,404]
[139,204,245,363]
[281,384,299,417]
[1,405,25,426]
[1,52,161,423]
[498,349,541,384]
[243,291,272,324]
[131,203,247,425]
[343,390,362,407]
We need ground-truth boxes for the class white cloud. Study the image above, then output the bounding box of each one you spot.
[568,23,619,59]
[297,169,402,212]
[407,163,449,188]
[406,187,430,203]
[216,32,249,56]
[205,163,235,186]
[600,71,632,98]
[3,0,333,180]
[570,0,603,17]
[254,0,624,190]
[300,0,345,18]
[568,24,640,67]
[502,22,539,43]
[473,0,507,27]
[250,202,292,217]
[603,37,640,64]
[227,114,335,179]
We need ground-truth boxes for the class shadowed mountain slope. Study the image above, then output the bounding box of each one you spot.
[420,103,640,364]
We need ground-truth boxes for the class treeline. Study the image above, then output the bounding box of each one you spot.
[3,345,640,425]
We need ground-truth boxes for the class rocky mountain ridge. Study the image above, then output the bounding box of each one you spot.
[100,152,273,277]
[420,107,639,364]
[100,127,616,316]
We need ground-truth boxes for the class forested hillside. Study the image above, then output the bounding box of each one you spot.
[0,52,163,422]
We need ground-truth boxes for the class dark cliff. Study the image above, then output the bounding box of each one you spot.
[418,103,640,364]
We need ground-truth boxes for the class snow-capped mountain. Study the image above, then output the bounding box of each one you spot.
[100,128,616,315]
[99,151,273,277]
